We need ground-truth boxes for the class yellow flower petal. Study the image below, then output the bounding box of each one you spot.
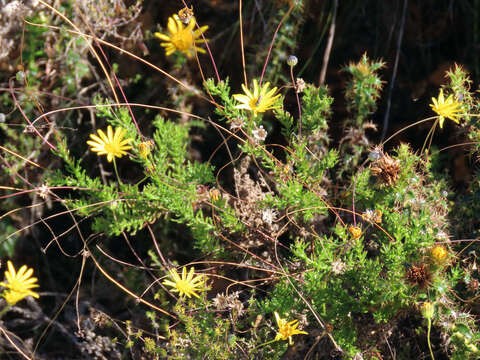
[232,94,251,103]
[167,16,178,34]
[194,25,209,37]
[154,32,171,42]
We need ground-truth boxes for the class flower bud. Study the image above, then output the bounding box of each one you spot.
[287,55,298,67]
[421,302,434,320]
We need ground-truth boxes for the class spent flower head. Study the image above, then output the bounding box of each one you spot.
[252,125,268,143]
[430,88,462,128]
[348,225,362,240]
[0,261,39,305]
[155,15,208,58]
[362,209,382,224]
[233,79,282,116]
[274,311,307,345]
[87,125,133,162]
[209,188,221,201]
[138,139,154,158]
[163,266,207,299]
[177,5,194,24]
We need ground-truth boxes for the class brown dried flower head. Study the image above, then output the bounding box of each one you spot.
[295,78,306,93]
[178,5,194,24]
[467,278,480,292]
[406,264,432,288]
[370,153,401,186]
[362,209,383,224]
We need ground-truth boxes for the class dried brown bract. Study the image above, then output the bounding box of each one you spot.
[370,153,401,186]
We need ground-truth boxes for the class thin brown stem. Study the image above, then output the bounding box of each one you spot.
[319,0,337,86]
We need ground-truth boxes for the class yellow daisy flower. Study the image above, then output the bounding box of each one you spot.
[233,79,282,116]
[87,125,133,162]
[430,89,462,128]
[155,15,208,58]
[0,261,39,305]
[163,266,206,299]
[274,312,307,345]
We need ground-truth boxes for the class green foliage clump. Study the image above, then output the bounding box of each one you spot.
[47,106,219,251]
[343,53,385,125]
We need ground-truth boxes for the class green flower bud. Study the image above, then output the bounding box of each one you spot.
[287,55,298,67]
[421,302,434,320]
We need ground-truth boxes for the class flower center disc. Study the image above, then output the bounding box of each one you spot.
[104,143,118,154]
[171,30,194,51]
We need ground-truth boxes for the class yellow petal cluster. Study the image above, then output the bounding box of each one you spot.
[348,225,362,240]
[430,89,462,128]
[274,312,307,345]
[0,261,39,305]
[163,266,206,299]
[233,79,282,116]
[155,15,208,58]
[431,245,448,263]
[87,125,133,162]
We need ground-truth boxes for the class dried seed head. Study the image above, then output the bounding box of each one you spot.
[261,208,278,225]
[178,5,194,24]
[295,78,306,93]
[252,125,267,143]
[362,209,383,224]
[37,184,50,200]
[370,153,401,186]
[467,278,480,292]
[91,309,109,328]
[230,117,245,131]
[331,260,346,275]
[406,264,431,288]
